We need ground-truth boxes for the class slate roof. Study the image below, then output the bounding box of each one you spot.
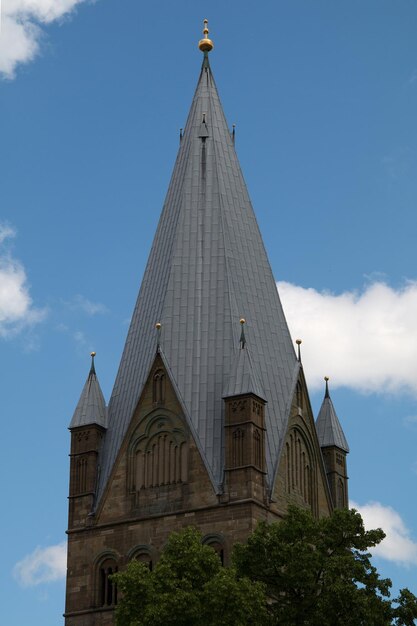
[316,380,349,453]
[95,52,299,503]
[69,356,107,429]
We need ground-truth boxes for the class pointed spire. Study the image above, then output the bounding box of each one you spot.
[69,353,107,429]
[96,23,298,502]
[316,377,349,452]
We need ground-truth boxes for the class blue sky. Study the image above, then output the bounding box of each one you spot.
[1,1,417,624]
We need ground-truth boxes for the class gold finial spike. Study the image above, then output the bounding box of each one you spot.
[198,18,214,53]
[324,376,330,398]
[295,339,302,363]
[239,318,246,349]
[155,322,162,353]
[89,352,96,376]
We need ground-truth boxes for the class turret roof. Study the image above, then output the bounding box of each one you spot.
[69,354,107,429]
[316,379,349,453]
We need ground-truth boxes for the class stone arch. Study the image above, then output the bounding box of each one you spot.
[284,426,318,514]
[128,409,188,493]
[128,544,155,571]
[202,533,225,566]
[152,369,165,404]
[93,551,119,608]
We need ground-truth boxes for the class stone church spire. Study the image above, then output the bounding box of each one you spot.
[94,20,299,504]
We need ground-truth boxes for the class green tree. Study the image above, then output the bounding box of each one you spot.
[112,526,267,626]
[233,506,417,626]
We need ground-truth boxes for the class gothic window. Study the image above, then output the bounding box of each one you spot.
[253,429,261,468]
[232,428,244,467]
[97,558,118,607]
[152,370,165,404]
[129,412,188,493]
[285,428,314,509]
[75,457,87,494]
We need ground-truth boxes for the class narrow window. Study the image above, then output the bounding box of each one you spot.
[152,370,165,404]
[232,429,244,466]
[98,559,118,607]
[253,429,261,468]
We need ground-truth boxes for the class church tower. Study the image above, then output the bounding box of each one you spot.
[64,22,348,625]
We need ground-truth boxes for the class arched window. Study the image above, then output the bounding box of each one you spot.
[285,427,315,510]
[97,557,118,607]
[203,535,225,566]
[337,478,345,509]
[128,411,188,494]
[129,546,154,571]
[152,370,165,404]
[232,428,244,467]
[253,428,261,468]
[75,457,87,493]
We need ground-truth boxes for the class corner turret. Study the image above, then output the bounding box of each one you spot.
[68,353,107,528]
[222,320,267,504]
[316,377,349,509]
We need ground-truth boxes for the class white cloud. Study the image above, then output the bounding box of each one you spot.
[0,0,92,79]
[351,501,417,567]
[70,294,108,316]
[0,223,46,337]
[278,280,417,395]
[13,541,67,586]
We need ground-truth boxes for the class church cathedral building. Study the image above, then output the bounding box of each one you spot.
[65,22,349,625]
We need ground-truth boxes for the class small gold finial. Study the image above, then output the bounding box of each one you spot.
[295,339,302,363]
[198,18,214,53]
[90,351,96,357]
[240,317,246,325]
[324,376,329,382]
[155,322,162,330]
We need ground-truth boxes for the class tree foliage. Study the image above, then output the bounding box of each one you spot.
[112,526,267,626]
[112,508,417,626]
[233,506,417,626]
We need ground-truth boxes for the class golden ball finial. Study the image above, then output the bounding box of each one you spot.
[296,339,302,345]
[155,322,162,330]
[240,317,246,325]
[324,376,329,382]
[198,18,214,53]
[90,351,96,358]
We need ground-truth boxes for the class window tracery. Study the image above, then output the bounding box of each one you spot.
[285,428,314,507]
[128,411,188,493]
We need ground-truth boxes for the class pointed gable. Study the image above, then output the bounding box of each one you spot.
[316,379,349,453]
[96,51,298,502]
[69,354,107,429]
